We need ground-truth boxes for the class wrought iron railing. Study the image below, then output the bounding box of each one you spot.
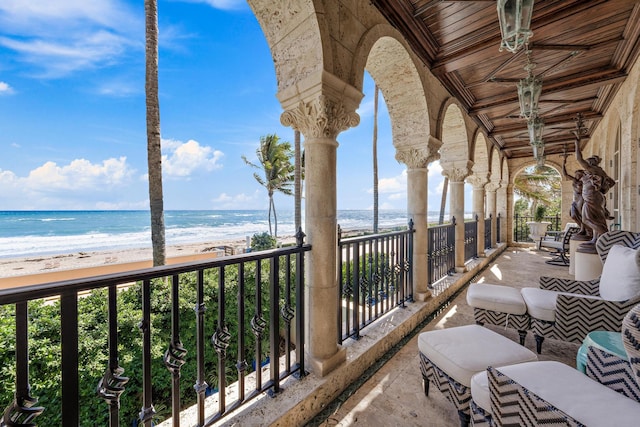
[0,236,310,427]
[497,213,502,243]
[464,216,478,261]
[337,221,414,343]
[484,215,492,250]
[513,214,561,242]
[427,219,456,285]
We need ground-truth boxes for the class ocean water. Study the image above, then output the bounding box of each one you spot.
[0,210,428,259]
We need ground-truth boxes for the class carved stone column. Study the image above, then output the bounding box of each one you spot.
[395,137,441,301]
[468,174,488,257]
[280,86,360,377]
[485,182,499,247]
[497,180,508,243]
[441,160,472,272]
[506,183,515,245]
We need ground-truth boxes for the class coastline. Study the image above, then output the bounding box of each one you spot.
[0,235,297,289]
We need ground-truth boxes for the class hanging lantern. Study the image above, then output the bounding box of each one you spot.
[527,116,544,142]
[497,0,535,53]
[531,138,545,161]
[518,74,542,119]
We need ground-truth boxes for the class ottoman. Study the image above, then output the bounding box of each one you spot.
[418,324,538,427]
[466,283,530,345]
[471,361,640,426]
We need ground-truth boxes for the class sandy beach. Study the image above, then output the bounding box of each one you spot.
[0,235,298,289]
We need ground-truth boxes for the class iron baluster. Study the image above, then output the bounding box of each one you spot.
[164,274,187,426]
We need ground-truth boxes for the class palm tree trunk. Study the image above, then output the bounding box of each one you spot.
[145,0,165,266]
[272,197,279,243]
[268,193,274,237]
[294,130,302,232]
[373,84,379,233]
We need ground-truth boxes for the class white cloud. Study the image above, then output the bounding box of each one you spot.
[377,169,407,194]
[0,81,14,95]
[25,157,133,191]
[428,160,442,177]
[0,0,140,78]
[162,138,224,178]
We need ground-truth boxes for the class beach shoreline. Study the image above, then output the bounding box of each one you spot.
[0,235,300,287]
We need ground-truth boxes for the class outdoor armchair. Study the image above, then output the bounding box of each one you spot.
[523,230,640,353]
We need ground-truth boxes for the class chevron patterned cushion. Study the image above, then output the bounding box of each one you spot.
[491,361,640,426]
[599,245,640,301]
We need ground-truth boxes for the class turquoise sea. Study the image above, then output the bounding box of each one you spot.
[0,210,423,259]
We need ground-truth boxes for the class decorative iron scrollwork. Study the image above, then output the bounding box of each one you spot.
[250,314,267,339]
[97,365,129,408]
[163,340,187,374]
[281,303,295,324]
[2,394,44,426]
[212,325,231,357]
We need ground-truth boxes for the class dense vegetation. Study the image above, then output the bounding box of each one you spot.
[0,259,296,425]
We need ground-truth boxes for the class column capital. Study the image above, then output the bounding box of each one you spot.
[467,173,489,188]
[395,136,442,168]
[440,160,473,182]
[281,95,360,140]
[485,182,500,193]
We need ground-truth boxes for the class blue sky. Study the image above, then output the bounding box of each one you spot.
[0,0,466,212]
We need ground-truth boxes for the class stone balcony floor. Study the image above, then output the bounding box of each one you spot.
[309,246,578,427]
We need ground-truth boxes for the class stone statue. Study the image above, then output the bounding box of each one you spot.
[562,155,587,239]
[574,138,616,253]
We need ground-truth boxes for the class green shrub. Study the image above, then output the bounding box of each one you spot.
[251,232,276,251]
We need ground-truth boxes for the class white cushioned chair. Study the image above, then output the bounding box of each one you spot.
[524,230,640,353]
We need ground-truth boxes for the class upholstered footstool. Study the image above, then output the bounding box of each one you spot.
[471,361,640,426]
[466,283,530,345]
[418,324,538,427]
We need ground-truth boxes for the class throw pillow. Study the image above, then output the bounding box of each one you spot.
[599,245,640,301]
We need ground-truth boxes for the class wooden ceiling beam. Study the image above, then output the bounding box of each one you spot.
[489,111,601,137]
[468,69,627,114]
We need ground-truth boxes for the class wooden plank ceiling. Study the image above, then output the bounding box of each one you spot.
[371,0,640,159]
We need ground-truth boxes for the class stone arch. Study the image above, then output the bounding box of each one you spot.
[439,101,470,163]
[470,131,489,182]
[490,147,502,186]
[350,25,431,151]
[248,1,328,95]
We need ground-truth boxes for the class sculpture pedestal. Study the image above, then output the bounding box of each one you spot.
[574,251,603,281]
[569,239,580,275]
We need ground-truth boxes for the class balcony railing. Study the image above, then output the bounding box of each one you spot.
[337,221,414,343]
[464,217,478,261]
[497,213,502,243]
[427,220,456,285]
[484,215,492,250]
[0,236,310,427]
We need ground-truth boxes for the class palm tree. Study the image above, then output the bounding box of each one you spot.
[373,84,379,233]
[145,0,165,266]
[514,165,561,214]
[242,134,295,240]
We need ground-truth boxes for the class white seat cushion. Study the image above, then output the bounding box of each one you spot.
[540,240,563,250]
[521,287,558,322]
[466,283,527,315]
[470,371,490,413]
[418,324,537,387]
[521,287,603,322]
[599,245,640,301]
[497,361,640,426]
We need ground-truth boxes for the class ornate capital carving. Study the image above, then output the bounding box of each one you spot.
[440,160,473,182]
[280,95,360,139]
[485,182,500,193]
[466,175,487,188]
[395,147,437,168]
